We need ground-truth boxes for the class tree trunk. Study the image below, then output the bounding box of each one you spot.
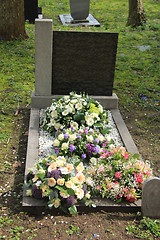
[0,0,27,40]
[127,0,146,27]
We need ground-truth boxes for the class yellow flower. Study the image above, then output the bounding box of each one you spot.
[53,139,60,147]
[75,188,84,200]
[65,180,74,189]
[57,178,65,186]
[60,190,69,198]
[53,198,61,208]
[76,162,84,172]
[48,162,57,172]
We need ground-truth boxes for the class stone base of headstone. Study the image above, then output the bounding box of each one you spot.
[59,14,100,26]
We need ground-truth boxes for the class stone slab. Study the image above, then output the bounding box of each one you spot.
[52,31,118,96]
[23,107,141,211]
[31,92,118,109]
[142,177,160,218]
[59,14,100,26]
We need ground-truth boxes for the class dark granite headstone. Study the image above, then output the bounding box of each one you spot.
[52,31,118,96]
[24,0,38,23]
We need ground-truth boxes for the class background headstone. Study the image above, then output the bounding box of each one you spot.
[24,0,38,23]
[52,31,118,96]
[142,177,160,218]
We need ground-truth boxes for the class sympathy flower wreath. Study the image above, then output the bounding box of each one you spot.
[42,92,110,136]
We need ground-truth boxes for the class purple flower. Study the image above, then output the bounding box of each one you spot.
[87,145,92,150]
[83,184,87,195]
[50,169,61,180]
[93,146,100,153]
[64,133,69,139]
[95,138,99,144]
[32,185,42,199]
[77,135,82,139]
[70,144,76,152]
[82,154,86,159]
[66,195,75,207]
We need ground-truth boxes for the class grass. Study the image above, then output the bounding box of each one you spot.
[0,0,160,239]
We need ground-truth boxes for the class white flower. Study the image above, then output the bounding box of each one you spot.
[85,192,91,199]
[90,157,97,165]
[98,105,103,113]
[86,177,94,186]
[98,134,104,142]
[50,104,56,111]
[54,122,62,129]
[86,135,94,142]
[75,102,82,110]
[26,189,32,196]
[75,188,84,200]
[48,119,56,127]
[91,113,99,120]
[61,142,69,150]
[62,109,68,116]
[36,180,42,187]
[71,99,77,104]
[86,118,94,126]
[58,133,64,141]
[51,110,58,118]
[59,166,69,175]
[69,134,77,141]
[53,139,60,147]
[70,121,79,129]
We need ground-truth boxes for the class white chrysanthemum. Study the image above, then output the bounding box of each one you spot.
[53,139,60,147]
[58,133,64,141]
[86,135,94,142]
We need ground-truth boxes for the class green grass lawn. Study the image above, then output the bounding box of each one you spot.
[0,0,160,239]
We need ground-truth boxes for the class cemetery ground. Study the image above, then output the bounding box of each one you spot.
[0,0,160,239]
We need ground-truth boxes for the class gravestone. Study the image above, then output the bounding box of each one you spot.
[142,177,160,218]
[52,31,118,96]
[24,0,38,23]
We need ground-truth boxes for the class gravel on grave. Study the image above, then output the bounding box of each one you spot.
[38,110,123,160]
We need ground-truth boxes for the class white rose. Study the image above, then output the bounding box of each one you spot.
[98,134,104,142]
[50,104,56,111]
[69,134,77,141]
[61,142,69,150]
[58,133,64,141]
[51,110,58,118]
[86,135,94,142]
[53,139,60,147]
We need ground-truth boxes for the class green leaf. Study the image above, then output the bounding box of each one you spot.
[68,205,77,215]
[73,113,84,122]
[36,172,45,180]
[133,153,140,159]
[67,188,75,195]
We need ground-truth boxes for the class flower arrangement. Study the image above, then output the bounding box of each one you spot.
[26,155,93,215]
[86,146,153,203]
[26,92,154,214]
[41,92,110,136]
[53,126,114,162]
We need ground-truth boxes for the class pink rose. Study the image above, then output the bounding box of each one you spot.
[115,171,121,179]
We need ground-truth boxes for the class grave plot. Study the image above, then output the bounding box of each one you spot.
[23,19,159,217]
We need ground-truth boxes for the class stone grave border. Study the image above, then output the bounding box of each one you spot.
[22,19,159,217]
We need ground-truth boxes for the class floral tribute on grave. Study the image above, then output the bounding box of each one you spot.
[25,92,153,215]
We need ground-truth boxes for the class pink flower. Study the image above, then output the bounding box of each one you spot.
[136,174,143,183]
[115,171,121,179]
[124,153,129,159]
[97,185,101,190]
